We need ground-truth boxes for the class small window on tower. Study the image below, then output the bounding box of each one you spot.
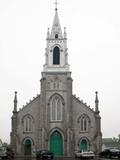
[55,34,58,39]
[53,46,60,64]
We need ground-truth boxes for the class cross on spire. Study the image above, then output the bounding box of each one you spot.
[54,0,59,11]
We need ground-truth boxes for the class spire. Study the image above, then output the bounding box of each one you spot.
[50,4,63,39]
[95,91,99,113]
[54,0,58,11]
[13,91,18,113]
[43,1,69,72]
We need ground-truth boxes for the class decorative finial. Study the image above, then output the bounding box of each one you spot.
[95,91,98,102]
[64,27,67,38]
[13,91,18,113]
[54,0,59,11]
[95,91,99,113]
[14,91,17,103]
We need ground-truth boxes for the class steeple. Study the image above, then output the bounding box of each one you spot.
[13,91,18,113]
[50,8,63,39]
[43,3,69,73]
[95,91,99,113]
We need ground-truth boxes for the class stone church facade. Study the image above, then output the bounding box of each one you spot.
[10,7,102,156]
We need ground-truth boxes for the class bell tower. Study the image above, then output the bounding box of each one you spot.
[39,4,73,156]
[43,8,69,72]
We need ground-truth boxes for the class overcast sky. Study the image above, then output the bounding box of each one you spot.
[0,0,120,143]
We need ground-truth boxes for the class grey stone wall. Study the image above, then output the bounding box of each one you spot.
[11,72,102,156]
[15,96,40,154]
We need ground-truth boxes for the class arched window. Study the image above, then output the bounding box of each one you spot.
[50,95,63,121]
[81,117,87,131]
[55,34,58,39]
[53,46,60,65]
[78,114,90,132]
[23,115,32,132]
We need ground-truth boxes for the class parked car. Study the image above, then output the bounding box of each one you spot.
[74,150,95,159]
[0,147,14,159]
[36,150,54,159]
[99,148,120,159]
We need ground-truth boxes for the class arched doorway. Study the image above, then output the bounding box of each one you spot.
[80,139,89,151]
[24,139,32,155]
[50,130,63,156]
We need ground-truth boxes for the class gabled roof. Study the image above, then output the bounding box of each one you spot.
[102,138,113,143]
[72,94,95,113]
[18,94,40,112]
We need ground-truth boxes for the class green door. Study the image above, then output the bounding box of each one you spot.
[24,139,32,155]
[80,139,88,151]
[50,131,63,156]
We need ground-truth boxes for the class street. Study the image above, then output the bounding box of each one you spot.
[13,157,119,160]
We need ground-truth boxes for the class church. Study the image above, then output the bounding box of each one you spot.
[10,4,102,157]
